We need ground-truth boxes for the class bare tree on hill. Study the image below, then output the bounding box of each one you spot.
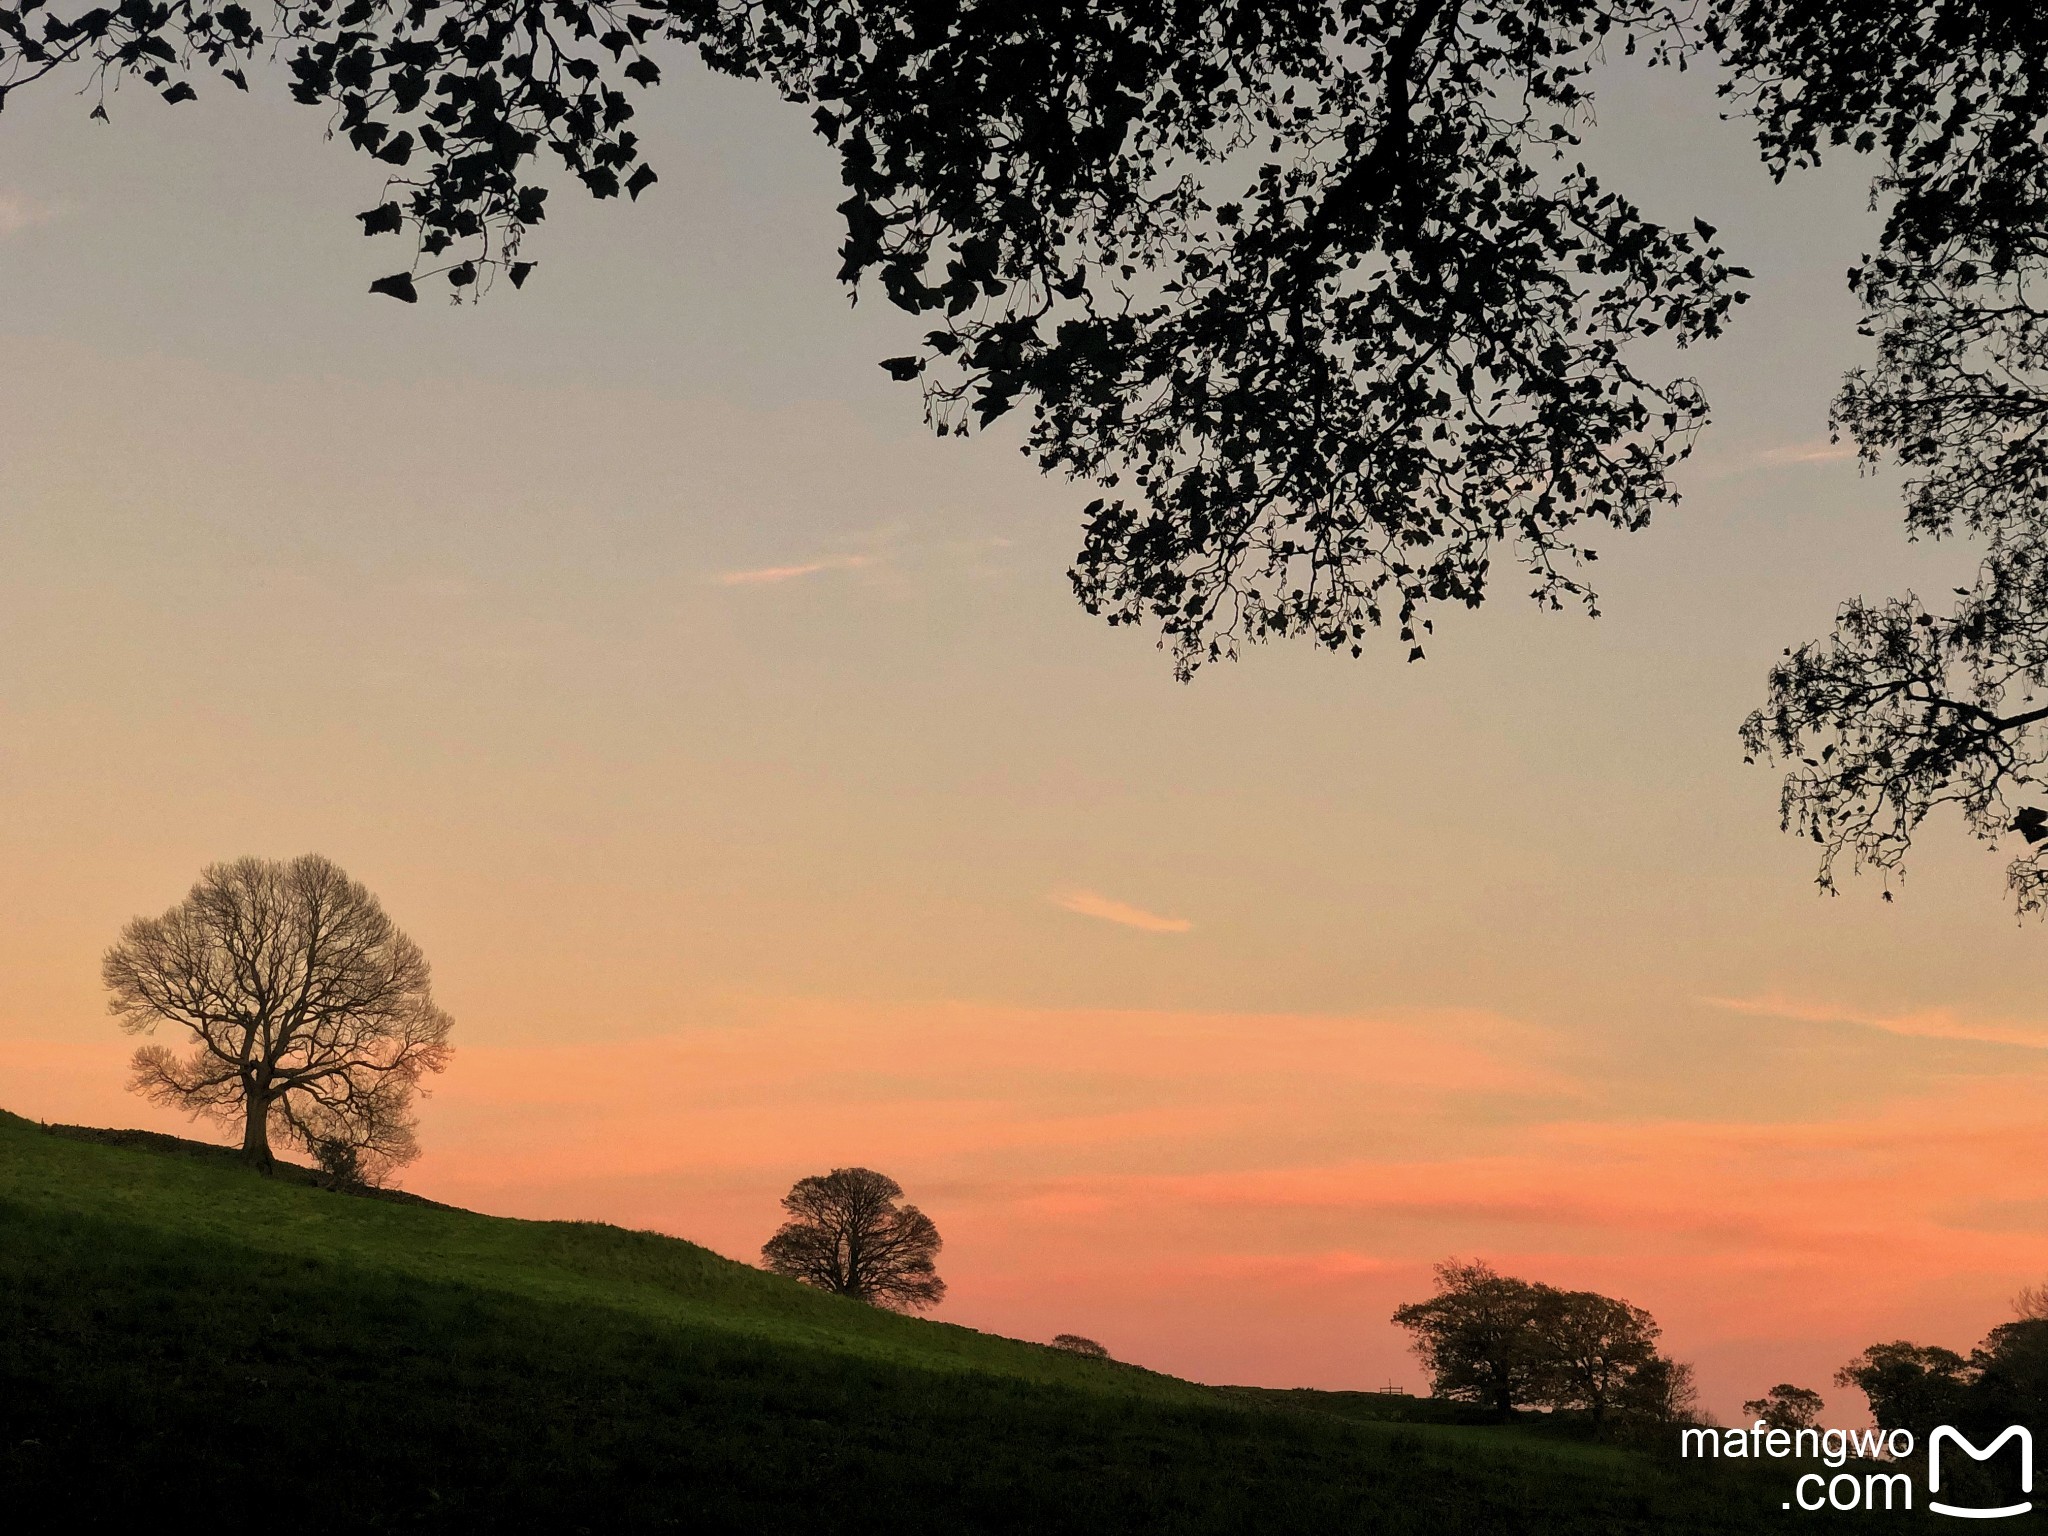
[102,854,453,1179]
[761,1167,946,1312]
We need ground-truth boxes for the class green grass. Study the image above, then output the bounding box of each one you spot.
[0,1110,1904,1531]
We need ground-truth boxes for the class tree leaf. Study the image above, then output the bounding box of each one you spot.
[356,202,403,237]
[368,272,418,304]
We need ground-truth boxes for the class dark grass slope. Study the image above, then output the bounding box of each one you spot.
[0,1111,1886,1532]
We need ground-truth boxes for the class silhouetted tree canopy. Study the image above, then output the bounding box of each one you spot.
[1728,5,2048,914]
[7,1,2046,905]
[0,0,1761,679]
[1838,1320,2048,1510]
[1535,1286,1661,1428]
[102,854,453,1177]
[1740,1381,1824,1430]
[1965,1320,2048,1434]
[1622,1353,1701,1425]
[1839,1322,2048,1435]
[1393,1257,1684,1426]
[1836,1340,1971,1434]
[1050,1333,1112,1359]
[1394,1258,1552,1418]
[761,1165,946,1311]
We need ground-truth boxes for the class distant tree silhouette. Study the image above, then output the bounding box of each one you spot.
[761,1167,945,1312]
[102,855,453,1177]
[1392,1259,1551,1420]
[1741,1383,1824,1431]
[1396,1259,1683,1429]
[1050,1334,1111,1360]
[2014,1282,2048,1322]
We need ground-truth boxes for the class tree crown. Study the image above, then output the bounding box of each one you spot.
[760,1165,947,1311]
[103,854,452,1178]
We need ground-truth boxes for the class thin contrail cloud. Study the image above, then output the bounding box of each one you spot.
[715,554,875,587]
[1052,889,1192,934]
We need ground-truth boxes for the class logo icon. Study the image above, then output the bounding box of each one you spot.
[1930,1426,2033,1520]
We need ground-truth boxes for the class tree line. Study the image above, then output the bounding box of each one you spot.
[1399,1259,2048,1443]
[1834,1295,2048,1444]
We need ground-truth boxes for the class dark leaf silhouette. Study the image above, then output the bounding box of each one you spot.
[357,202,403,237]
[368,272,417,304]
[1730,5,2048,915]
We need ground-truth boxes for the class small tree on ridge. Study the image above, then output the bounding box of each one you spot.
[1050,1334,1111,1360]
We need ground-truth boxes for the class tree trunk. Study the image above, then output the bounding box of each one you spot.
[241,1090,274,1173]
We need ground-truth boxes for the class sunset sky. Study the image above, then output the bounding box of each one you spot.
[6,50,2048,1422]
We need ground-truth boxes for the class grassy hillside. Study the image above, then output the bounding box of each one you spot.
[0,1111,1872,1532]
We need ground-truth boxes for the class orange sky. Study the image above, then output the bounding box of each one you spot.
[5,51,2048,1424]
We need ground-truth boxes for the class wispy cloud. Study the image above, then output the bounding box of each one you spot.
[1698,437,1862,481]
[714,553,874,587]
[0,190,56,238]
[1052,889,1192,934]
[1704,993,2048,1050]
[1754,438,1859,467]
